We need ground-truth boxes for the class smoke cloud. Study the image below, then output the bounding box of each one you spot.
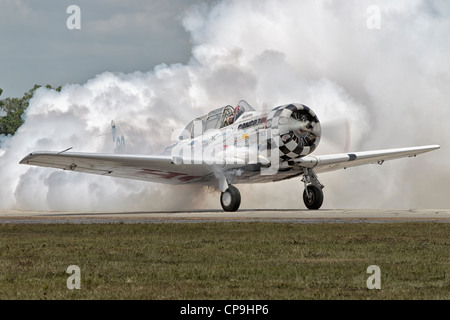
[1,0,448,211]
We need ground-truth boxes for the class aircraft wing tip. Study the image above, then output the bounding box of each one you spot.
[19,153,34,165]
[425,144,440,151]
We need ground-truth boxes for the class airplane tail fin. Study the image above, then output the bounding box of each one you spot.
[111,120,126,153]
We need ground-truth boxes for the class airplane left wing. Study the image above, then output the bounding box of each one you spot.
[19,151,222,185]
[293,145,440,173]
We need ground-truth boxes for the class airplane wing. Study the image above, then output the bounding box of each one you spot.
[293,145,440,173]
[19,151,224,185]
[19,145,439,187]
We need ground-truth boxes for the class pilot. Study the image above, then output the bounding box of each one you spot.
[234,105,243,119]
[227,113,234,125]
[223,105,234,127]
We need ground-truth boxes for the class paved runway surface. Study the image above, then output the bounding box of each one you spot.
[0,209,449,224]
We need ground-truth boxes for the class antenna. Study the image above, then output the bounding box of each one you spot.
[57,147,73,154]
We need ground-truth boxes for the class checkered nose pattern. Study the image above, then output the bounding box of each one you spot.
[267,104,321,161]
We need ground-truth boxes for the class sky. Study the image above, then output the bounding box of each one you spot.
[0,0,449,211]
[0,0,210,98]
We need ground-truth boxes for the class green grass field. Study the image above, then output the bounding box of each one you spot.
[0,222,448,299]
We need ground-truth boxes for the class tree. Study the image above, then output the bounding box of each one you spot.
[0,84,61,136]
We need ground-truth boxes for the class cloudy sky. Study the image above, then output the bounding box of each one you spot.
[0,0,449,211]
[0,0,211,98]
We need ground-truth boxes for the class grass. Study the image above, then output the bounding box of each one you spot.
[0,222,448,299]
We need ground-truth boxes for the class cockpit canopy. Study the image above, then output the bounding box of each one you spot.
[180,100,255,140]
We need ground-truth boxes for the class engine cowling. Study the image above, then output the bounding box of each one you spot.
[267,103,321,161]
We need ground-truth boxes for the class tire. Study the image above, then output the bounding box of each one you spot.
[220,185,241,212]
[303,185,324,210]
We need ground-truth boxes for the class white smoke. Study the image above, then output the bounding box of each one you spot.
[1,0,448,211]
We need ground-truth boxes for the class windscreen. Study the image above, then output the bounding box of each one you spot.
[235,100,255,120]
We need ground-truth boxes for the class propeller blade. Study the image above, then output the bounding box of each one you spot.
[321,118,351,152]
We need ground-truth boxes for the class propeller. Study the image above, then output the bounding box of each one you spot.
[285,110,321,147]
[287,117,321,136]
[320,118,351,153]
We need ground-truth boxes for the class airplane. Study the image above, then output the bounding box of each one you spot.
[19,100,439,211]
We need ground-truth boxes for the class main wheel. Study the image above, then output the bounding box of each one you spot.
[220,185,241,212]
[303,185,324,210]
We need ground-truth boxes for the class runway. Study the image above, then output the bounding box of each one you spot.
[0,209,449,224]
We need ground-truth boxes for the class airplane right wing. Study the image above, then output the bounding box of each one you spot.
[19,151,223,186]
[292,145,440,173]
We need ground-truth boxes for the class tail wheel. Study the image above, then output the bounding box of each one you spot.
[303,185,324,210]
[220,185,241,212]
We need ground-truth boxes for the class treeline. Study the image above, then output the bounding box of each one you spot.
[0,85,61,136]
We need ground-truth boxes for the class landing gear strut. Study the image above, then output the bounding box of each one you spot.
[220,185,241,212]
[302,169,324,210]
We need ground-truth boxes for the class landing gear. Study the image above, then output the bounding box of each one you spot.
[220,185,241,212]
[302,169,324,210]
[303,185,324,210]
